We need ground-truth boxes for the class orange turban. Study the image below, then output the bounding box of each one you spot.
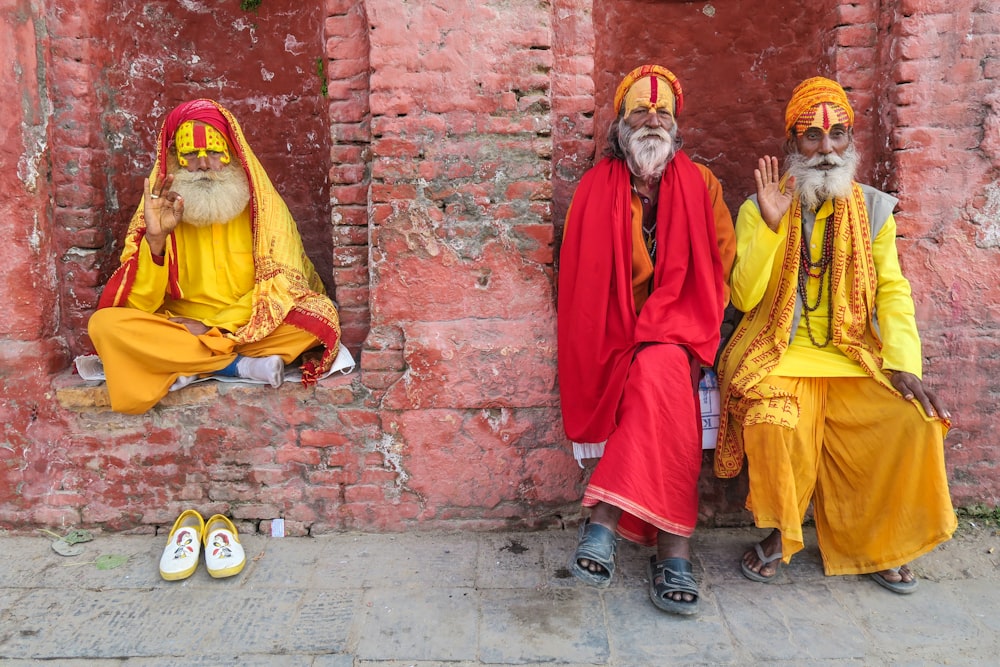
[784,76,854,136]
[613,65,684,117]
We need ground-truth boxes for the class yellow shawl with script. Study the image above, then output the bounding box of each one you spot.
[715,183,891,478]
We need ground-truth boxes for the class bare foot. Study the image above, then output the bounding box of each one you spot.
[876,564,915,584]
[742,529,783,580]
[577,556,608,575]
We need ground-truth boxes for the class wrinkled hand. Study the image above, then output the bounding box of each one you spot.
[169,317,211,336]
[889,370,950,420]
[143,175,184,256]
[754,156,796,231]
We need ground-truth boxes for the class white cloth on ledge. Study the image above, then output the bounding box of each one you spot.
[73,344,356,389]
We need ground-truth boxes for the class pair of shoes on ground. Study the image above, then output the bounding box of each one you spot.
[569,521,699,616]
[740,540,918,594]
[159,510,246,581]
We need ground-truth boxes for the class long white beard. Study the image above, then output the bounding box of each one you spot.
[786,144,859,211]
[620,119,677,181]
[166,154,251,227]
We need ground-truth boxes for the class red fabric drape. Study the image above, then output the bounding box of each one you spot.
[557,153,724,443]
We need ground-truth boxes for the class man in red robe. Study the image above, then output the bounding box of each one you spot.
[557,65,735,615]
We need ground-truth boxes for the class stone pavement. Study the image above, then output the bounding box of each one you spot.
[1,524,999,666]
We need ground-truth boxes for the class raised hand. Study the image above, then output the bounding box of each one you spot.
[143,175,184,256]
[754,156,795,231]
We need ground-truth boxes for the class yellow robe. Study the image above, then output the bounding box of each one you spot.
[125,209,256,333]
[91,100,340,413]
[718,184,955,574]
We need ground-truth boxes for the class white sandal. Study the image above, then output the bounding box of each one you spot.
[159,509,205,581]
[203,514,246,579]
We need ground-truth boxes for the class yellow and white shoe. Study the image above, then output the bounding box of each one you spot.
[203,514,246,579]
[159,509,205,581]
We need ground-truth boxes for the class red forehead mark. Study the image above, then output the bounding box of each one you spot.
[822,103,832,131]
[649,75,658,105]
[193,124,208,148]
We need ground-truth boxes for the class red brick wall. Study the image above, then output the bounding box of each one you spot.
[326,0,373,352]
[0,0,996,534]
[883,0,1000,503]
[362,0,581,525]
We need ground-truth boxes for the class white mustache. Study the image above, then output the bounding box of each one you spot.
[632,126,671,141]
[804,153,846,168]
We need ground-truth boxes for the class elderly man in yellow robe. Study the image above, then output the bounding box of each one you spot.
[88,99,341,414]
[717,77,956,594]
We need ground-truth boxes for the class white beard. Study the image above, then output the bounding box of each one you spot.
[620,119,677,181]
[786,144,859,211]
[166,153,251,227]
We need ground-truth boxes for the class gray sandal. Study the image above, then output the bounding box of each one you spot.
[870,566,918,594]
[740,542,783,583]
[569,521,617,588]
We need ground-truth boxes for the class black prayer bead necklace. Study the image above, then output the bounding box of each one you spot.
[797,205,837,348]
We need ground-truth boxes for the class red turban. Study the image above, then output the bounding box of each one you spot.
[159,99,236,161]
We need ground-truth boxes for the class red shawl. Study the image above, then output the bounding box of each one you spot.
[557,153,724,443]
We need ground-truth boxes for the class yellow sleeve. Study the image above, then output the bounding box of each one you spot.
[729,199,785,313]
[873,213,922,377]
[124,237,169,313]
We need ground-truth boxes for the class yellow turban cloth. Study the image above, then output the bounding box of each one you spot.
[614,65,684,117]
[784,76,855,136]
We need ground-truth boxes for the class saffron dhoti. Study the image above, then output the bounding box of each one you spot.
[742,375,956,575]
[89,308,319,414]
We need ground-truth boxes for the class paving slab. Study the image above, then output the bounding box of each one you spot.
[355,586,479,662]
[479,587,609,664]
[0,525,998,665]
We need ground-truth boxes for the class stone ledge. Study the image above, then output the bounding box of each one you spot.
[52,368,361,411]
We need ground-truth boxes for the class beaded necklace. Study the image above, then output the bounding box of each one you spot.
[797,202,837,347]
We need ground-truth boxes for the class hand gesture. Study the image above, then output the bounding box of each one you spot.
[143,175,184,256]
[890,370,951,420]
[754,156,795,231]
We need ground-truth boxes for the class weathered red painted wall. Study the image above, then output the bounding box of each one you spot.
[594,0,840,214]
[0,0,996,535]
